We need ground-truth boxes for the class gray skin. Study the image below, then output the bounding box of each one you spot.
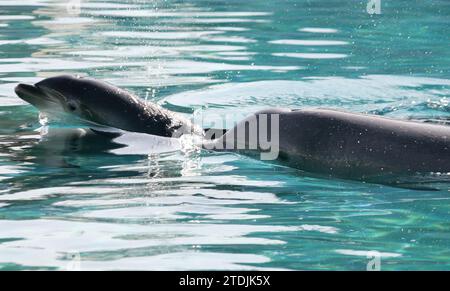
[209,108,450,179]
[15,75,450,180]
[14,75,202,137]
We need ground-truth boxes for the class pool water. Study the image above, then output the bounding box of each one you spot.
[0,0,449,270]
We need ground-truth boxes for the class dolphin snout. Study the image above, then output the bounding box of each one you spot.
[15,83,42,103]
[15,83,35,95]
[14,82,59,109]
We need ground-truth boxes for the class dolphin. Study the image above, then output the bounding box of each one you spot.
[14,75,202,137]
[14,75,450,181]
[207,108,450,179]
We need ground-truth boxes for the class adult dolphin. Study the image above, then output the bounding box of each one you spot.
[206,108,450,180]
[15,75,450,180]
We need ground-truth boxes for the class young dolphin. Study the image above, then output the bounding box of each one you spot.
[14,75,202,137]
[15,75,450,180]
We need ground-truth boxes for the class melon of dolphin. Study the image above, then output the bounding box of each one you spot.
[15,75,450,180]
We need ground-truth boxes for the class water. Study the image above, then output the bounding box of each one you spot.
[0,0,449,270]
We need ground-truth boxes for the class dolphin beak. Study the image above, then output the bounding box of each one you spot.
[15,83,59,109]
[15,83,44,106]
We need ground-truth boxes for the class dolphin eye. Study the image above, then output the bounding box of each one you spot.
[67,102,77,112]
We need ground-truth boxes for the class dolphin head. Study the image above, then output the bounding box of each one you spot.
[15,75,144,129]
[15,75,203,137]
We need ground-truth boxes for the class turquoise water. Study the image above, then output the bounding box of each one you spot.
[0,0,450,270]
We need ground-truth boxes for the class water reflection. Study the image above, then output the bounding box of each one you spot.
[0,219,298,270]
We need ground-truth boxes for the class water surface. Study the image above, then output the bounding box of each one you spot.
[0,0,449,270]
